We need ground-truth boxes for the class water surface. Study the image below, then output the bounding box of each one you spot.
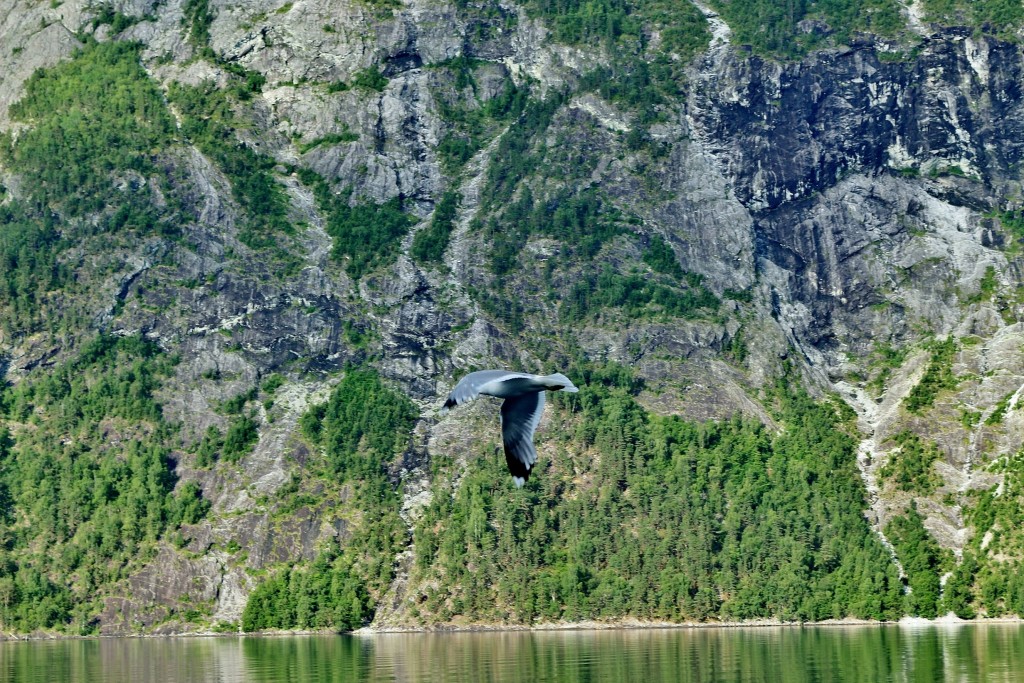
[1,624,1022,682]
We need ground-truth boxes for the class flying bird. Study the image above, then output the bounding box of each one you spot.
[442,370,579,487]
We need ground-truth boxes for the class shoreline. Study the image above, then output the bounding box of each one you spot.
[2,615,1022,642]
[357,614,1024,635]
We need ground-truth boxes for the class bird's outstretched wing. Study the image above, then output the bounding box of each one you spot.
[500,390,545,487]
[442,370,529,411]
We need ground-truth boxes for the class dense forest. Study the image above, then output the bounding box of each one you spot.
[0,336,208,633]
[241,362,1022,630]
[405,368,907,624]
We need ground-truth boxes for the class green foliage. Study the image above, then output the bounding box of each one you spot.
[220,388,257,415]
[642,0,714,59]
[485,187,626,276]
[904,338,959,413]
[0,42,177,338]
[578,60,678,127]
[886,506,951,618]
[241,539,371,632]
[0,335,209,632]
[182,0,215,48]
[473,85,714,325]
[167,81,294,253]
[90,7,148,34]
[478,113,718,323]
[561,268,720,322]
[343,320,373,349]
[962,450,1024,616]
[297,169,415,279]
[642,234,685,279]
[985,391,1015,426]
[244,367,417,632]
[724,288,753,303]
[0,206,70,339]
[261,374,286,394]
[222,415,259,462]
[411,190,461,265]
[922,0,1024,38]
[524,0,709,61]
[998,210,1024,247]
[351,67,388,92]
[709,0,904,59]
[879,431,944,495]
[965,265,998,304]
[296,130,359,153]
[867,343,909,394]
[482,96,563,212]
[942,551,978,619]
[526,0,637,46]
[561,357,644,394]
[434,73,529,175]
[300,367,418,480]
[411,377,903,624]
[7,41,173,212]
[436,54,487,91]
[194,425,223,469]
[437,134,480,172]
[514,0,708,138]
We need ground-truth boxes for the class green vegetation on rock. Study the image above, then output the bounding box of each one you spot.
[297,130,359,154]
[485,187,626,275]
[879,431,944,495]
[0,41,176,339]
[411,189,461,265]
[922,0,1024,38]
[642,233,686,280]
[524,0,710,62]
[886,505,952,618]
[408,368,903,625]
[961,449,1024,616]
[241,538,371,632]
[299,367,418,481]
[709,0,904,58]
[463,77,720,330]
[904,338,959,414]
[182,0,215,49]
[351,67,389,92]
[0,335,209,633]
[242,367,418,631]
[297,169,415,279]
[167,79,294,254]
[433,65,529,175]
[561,268,719,322]
[5,42,174,211]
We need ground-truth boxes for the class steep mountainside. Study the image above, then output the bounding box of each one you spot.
[1,0,1023,634]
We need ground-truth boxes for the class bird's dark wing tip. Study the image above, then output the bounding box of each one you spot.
[504,446,532,487]
[443,396,457,410]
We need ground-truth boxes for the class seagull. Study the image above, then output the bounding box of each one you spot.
[442,370,579,487]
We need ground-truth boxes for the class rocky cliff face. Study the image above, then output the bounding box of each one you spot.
[2,0,1024,632]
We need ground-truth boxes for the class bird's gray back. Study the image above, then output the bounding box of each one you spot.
[444,370,534,408]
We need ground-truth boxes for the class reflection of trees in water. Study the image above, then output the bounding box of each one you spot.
[242,635,372,682]
[3,626,1024,682]
[235,626,1024,683]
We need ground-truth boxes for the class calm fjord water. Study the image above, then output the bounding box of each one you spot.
[1,625,1021,683]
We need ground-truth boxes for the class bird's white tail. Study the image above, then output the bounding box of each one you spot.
[545,373,579,392]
